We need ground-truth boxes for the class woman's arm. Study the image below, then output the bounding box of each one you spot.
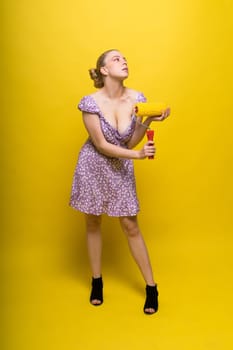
[127,117,152,149]
[82,112,155,160]
[127,108,171,149]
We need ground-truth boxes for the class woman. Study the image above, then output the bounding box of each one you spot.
[70,49,170,314]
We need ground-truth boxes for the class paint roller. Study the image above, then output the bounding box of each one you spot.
[134,102,169,160]
[134,102,168,117]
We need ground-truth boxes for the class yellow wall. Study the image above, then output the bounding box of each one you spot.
[2,1,233,349]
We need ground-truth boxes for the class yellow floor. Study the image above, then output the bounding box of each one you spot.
[3,219,233,350]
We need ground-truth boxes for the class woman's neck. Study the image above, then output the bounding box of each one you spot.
[101,80,126,100]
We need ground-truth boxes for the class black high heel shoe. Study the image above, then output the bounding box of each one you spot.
[90,277,103,306]
[143,284,159,314]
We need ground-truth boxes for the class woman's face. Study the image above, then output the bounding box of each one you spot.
[101,50,129,80]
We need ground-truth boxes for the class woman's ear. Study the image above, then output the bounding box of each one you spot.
[100,66,108,76]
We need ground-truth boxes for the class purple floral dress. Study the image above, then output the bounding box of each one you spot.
[69,92,146,216]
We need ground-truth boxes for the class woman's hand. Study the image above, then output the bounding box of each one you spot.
[148,107,171,122]
[138,141,156,159]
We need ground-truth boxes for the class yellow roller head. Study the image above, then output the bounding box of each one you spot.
[135,102,168,117]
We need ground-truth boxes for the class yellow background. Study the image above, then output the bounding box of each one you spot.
[2,0,233,349]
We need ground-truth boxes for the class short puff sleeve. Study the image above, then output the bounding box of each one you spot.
[136,92,147,103]
[78,95,100,114]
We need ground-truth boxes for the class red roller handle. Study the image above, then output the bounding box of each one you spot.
[146,129,154,160]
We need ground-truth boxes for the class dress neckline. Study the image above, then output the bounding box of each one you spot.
[88,94,136,136]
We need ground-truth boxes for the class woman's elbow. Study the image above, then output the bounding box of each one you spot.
[127,141,135,149]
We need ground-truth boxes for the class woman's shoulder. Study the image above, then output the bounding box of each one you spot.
[77,94,100,114]
[126,88,147,102]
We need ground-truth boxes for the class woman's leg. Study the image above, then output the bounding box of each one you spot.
[85,214,103,305]
[119,215,158,314]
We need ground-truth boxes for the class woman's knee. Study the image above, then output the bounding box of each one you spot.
[85,214,102,231]
[119,216,140,238]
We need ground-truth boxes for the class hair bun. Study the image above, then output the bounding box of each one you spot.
[89,68,98,80]
[88,68,104,88]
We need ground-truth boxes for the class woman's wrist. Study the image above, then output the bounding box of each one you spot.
[145,117,154,124]
[135,150,142,159]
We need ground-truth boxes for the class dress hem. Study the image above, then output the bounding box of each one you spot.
[69,204,139,217]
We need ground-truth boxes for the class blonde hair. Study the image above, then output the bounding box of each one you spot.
[89,49,118,88]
